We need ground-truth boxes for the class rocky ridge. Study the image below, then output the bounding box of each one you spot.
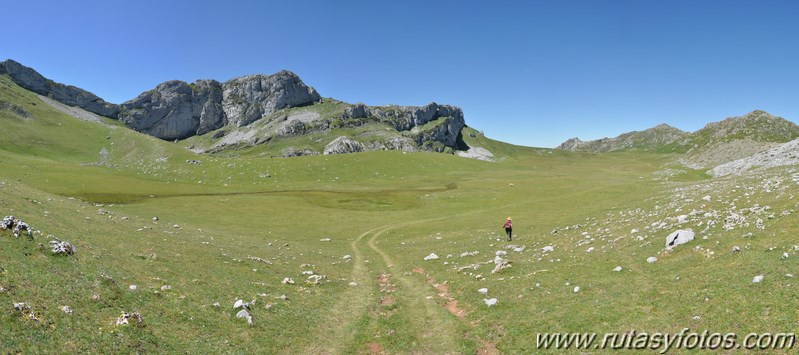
[1,59,477,157]
[0,59,119,117]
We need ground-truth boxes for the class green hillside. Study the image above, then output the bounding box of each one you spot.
[2,76,798,353]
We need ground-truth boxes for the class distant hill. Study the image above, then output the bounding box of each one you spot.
[557,124,688,152]
[557,110,799,168]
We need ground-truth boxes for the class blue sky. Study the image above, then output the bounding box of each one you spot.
[4,0,799,148]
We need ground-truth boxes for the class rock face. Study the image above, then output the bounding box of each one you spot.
[120,71,320,140]
[0,59,120,117]
[222,71,321,127]
[119,80,224,140]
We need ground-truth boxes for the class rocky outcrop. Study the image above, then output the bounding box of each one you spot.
[119,71,320,140]
[0,59,119,117]
[324,136,366,155]
[222,71,320,127]
[281,147,320,157]
[411,115,464,151]
[119,80,224,140]
[370,103,464,132]
[341,103,370,119]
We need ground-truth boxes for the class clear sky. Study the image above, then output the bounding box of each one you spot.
[3,0,799,148]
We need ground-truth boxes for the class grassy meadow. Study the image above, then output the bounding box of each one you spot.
[1,75,798,353]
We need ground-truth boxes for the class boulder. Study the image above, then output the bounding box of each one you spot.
[665,229,695,249]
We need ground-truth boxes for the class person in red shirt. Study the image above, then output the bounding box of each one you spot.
[503,217,513,241]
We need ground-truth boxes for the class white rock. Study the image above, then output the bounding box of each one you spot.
[342,255,352,261]
[612,266,622,272]
[281,278,295,285]
[424,253,439,261]
[702,195,711,201]
[573,286,580,293]
[665,229,694,249]
[212,302,221,308]
[128,285,138,291]
[61,305,73,314]
[732,246,741,253]
[782,252,789,259]
[319,238,331,242]
[484,298,498,306]
[586,247,594,253]
[646,256,657,263]
[495,250,507,256]
[542,246,555,252]
[477,288,488,295]
[233,299,244,309]
[236,309,250,319]
[692,315,701,320]
[752,275,764,283]
[348,282,358,286]
[160,285,172,291]
[786,274,794,278]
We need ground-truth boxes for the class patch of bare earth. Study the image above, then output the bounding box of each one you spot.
[477,339,500,355]
[378,272,396,308]
[413,266,467,319]
[367,342,384,355]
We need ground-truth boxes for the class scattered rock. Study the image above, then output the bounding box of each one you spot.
[752,275,764,283]
[49,239,76,256]
[319,238,331,242]
[348,282,358,287]
[732,246,741,253]
[573,286,580,293]
[128,285,138,291]
[423,253,439,261]
[115,312,143,326]
[61,305,73,314]
[483,298,498,307]
[646,256,657,263]
[612,266,623,272]
[281,278,295,285]
[478,288,488,295]
[542,246,555,252]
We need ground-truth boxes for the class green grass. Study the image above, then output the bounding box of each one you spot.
[2,76,799,353]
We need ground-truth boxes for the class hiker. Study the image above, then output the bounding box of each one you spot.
[503,217,513,241]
